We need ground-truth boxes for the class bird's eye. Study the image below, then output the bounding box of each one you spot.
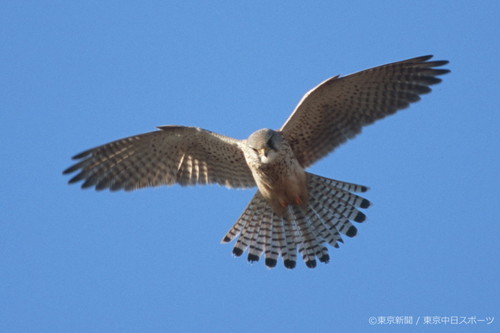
[267,138,275,150]
[252,148,258,153]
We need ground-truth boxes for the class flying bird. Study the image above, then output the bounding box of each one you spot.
[63,55,449,269]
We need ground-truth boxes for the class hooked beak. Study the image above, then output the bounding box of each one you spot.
[258,148,269,157]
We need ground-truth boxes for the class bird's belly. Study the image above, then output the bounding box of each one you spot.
[254,161,307,214]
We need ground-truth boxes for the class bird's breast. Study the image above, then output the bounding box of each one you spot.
[251,157,308,215]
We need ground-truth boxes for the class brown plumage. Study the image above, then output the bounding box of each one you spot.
[64,55,449,269]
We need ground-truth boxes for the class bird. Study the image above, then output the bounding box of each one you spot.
[63,55,449,269]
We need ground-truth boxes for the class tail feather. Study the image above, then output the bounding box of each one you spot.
[324,184,371,209]
[264,214,282,267]
[282,212,298,268]
[307,202,342,249]
[221,173,371,269]
[315,175,369,193]
[292,206,327,268]
[259,210,274,263]
[247,208,271,262]
[314,188,366,223]
[222,195,260,243]
[230,196,265,256]
[235,212,260,257]
[323,209,357,237]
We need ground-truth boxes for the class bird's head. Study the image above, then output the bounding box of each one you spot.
[246,128,283,164]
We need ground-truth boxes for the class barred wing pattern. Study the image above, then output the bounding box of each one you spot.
[63,126,256,191]
[64,55,449,269]
[280,55,450,168]
[221,173,371,268]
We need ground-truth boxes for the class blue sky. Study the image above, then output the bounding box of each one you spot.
[1,1,499,332]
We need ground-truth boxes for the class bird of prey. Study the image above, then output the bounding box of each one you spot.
[63,55,449,269]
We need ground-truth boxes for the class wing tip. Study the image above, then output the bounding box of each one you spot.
[416,54,434,62]
[62,166,74,175]
[71,150,92,160]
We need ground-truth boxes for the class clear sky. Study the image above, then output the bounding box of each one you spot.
[1,1,499,332]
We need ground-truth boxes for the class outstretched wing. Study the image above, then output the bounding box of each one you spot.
[63,126,256,191]
[280,55,450,168]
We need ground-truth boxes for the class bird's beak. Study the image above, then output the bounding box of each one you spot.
[258,148,268,157]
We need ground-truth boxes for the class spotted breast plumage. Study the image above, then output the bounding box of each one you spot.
[63,55,449,269]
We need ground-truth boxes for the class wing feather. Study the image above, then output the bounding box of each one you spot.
[280,55,449,167]
[63,126,256,190]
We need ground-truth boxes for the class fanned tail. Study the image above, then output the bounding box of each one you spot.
[221,172,371,269]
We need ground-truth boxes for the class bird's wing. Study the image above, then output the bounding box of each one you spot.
[63,126,256,191]
[279,55,449,168]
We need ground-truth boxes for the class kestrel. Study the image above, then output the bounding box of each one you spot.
[64,55,449,269]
